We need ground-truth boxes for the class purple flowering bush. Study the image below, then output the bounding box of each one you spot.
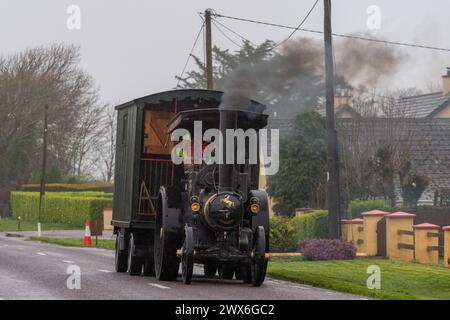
[299,239,356,261]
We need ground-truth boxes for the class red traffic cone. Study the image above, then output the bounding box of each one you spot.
[83,220,92,247]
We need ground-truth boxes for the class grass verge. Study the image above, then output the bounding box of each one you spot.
[28,237,115,250]
[0,218,79,232]
[267,257,450,300]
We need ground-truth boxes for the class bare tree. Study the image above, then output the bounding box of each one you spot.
[91,105,116,182]
[0,44,102,214]
[338,90,417,207]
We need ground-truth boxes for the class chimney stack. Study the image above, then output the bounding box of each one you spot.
[334,90,353,107]
[443,67,450,96]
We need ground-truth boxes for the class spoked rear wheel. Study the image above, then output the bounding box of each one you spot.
[251,226,267,287]
[154,205,180,281]
[181,226,194,285]
[128,233,144,276]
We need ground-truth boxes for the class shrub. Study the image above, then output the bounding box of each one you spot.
[270,211,329,252]
[299,239,356,261]
[269,216,298,252]
[20,182,114,193]
[10,192,112,227]
[292,210,328,242]
[347,199,392,219]
[401,172,430,207]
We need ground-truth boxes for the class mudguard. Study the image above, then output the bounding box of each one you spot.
[249,189,270,253]
[249,190,269,232]
[158,186,183,235]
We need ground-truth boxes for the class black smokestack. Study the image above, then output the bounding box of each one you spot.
[218,107,236,192]
[218,68,255,192]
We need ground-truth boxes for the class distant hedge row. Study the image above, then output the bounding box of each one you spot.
[21,182,114,193]
[270,210,329,252]
[347,199,392,219]
[38,192,113,198]
[10,192,113,227]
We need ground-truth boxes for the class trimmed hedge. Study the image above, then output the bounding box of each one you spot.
[348,199,392,219]
[10,192,112,227]
[21,182,114,193]
[270,210,329,252]
[37,192,113,198]
[293,210,329,242]
[269,216,298,252]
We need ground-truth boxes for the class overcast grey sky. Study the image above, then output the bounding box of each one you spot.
[1,0,449,104]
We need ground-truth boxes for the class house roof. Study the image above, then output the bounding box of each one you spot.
[393,92,450,118]
[338,118,450,202]
[268,117,450,202]
[314,92,450,119]
[316,104,361,118]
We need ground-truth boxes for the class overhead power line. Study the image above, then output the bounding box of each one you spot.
[212,18,255,46]
[268,0,319,51]
[205,1,319,53]
[176,21,206,87]
[212,19,244,49]
[212,12,450,53]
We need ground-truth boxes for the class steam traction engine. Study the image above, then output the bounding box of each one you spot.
[112,89,269,286]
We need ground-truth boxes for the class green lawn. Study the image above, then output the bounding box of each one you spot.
[28,236,115,250]
[0,218,79,232]
[267,258,450,300]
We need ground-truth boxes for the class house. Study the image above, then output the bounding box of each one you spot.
[394,68,450,118]
[267,68,450,204]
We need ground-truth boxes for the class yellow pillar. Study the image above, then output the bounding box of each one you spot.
[414,223,440,265]
[444,226,450,268]
[341,219,352,242]
[351,219,365,254]
[385,212,416,261]
[362,210,390,256]
[103,208,113,231]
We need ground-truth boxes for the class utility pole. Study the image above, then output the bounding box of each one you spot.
[324,0,341,239]
[205,9,214,90]
[38,105,48,236]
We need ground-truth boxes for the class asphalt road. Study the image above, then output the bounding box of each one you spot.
[0,233,366,300]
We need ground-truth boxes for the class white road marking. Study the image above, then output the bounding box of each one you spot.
[62,260,74,264]
[36,252,47,256]
[149,283,170,289]
[98,269,112,273]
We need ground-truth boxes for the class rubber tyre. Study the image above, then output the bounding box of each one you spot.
[204,263,217,277]
[251,226,267,287]
[181,226,194,285]
[143,236,155,277]
[115,229,129,273]
[218,264,235,280]
[128,233,143,276]
[238,265,252,284]
[143,255,155,277]
[154,204,180,281]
